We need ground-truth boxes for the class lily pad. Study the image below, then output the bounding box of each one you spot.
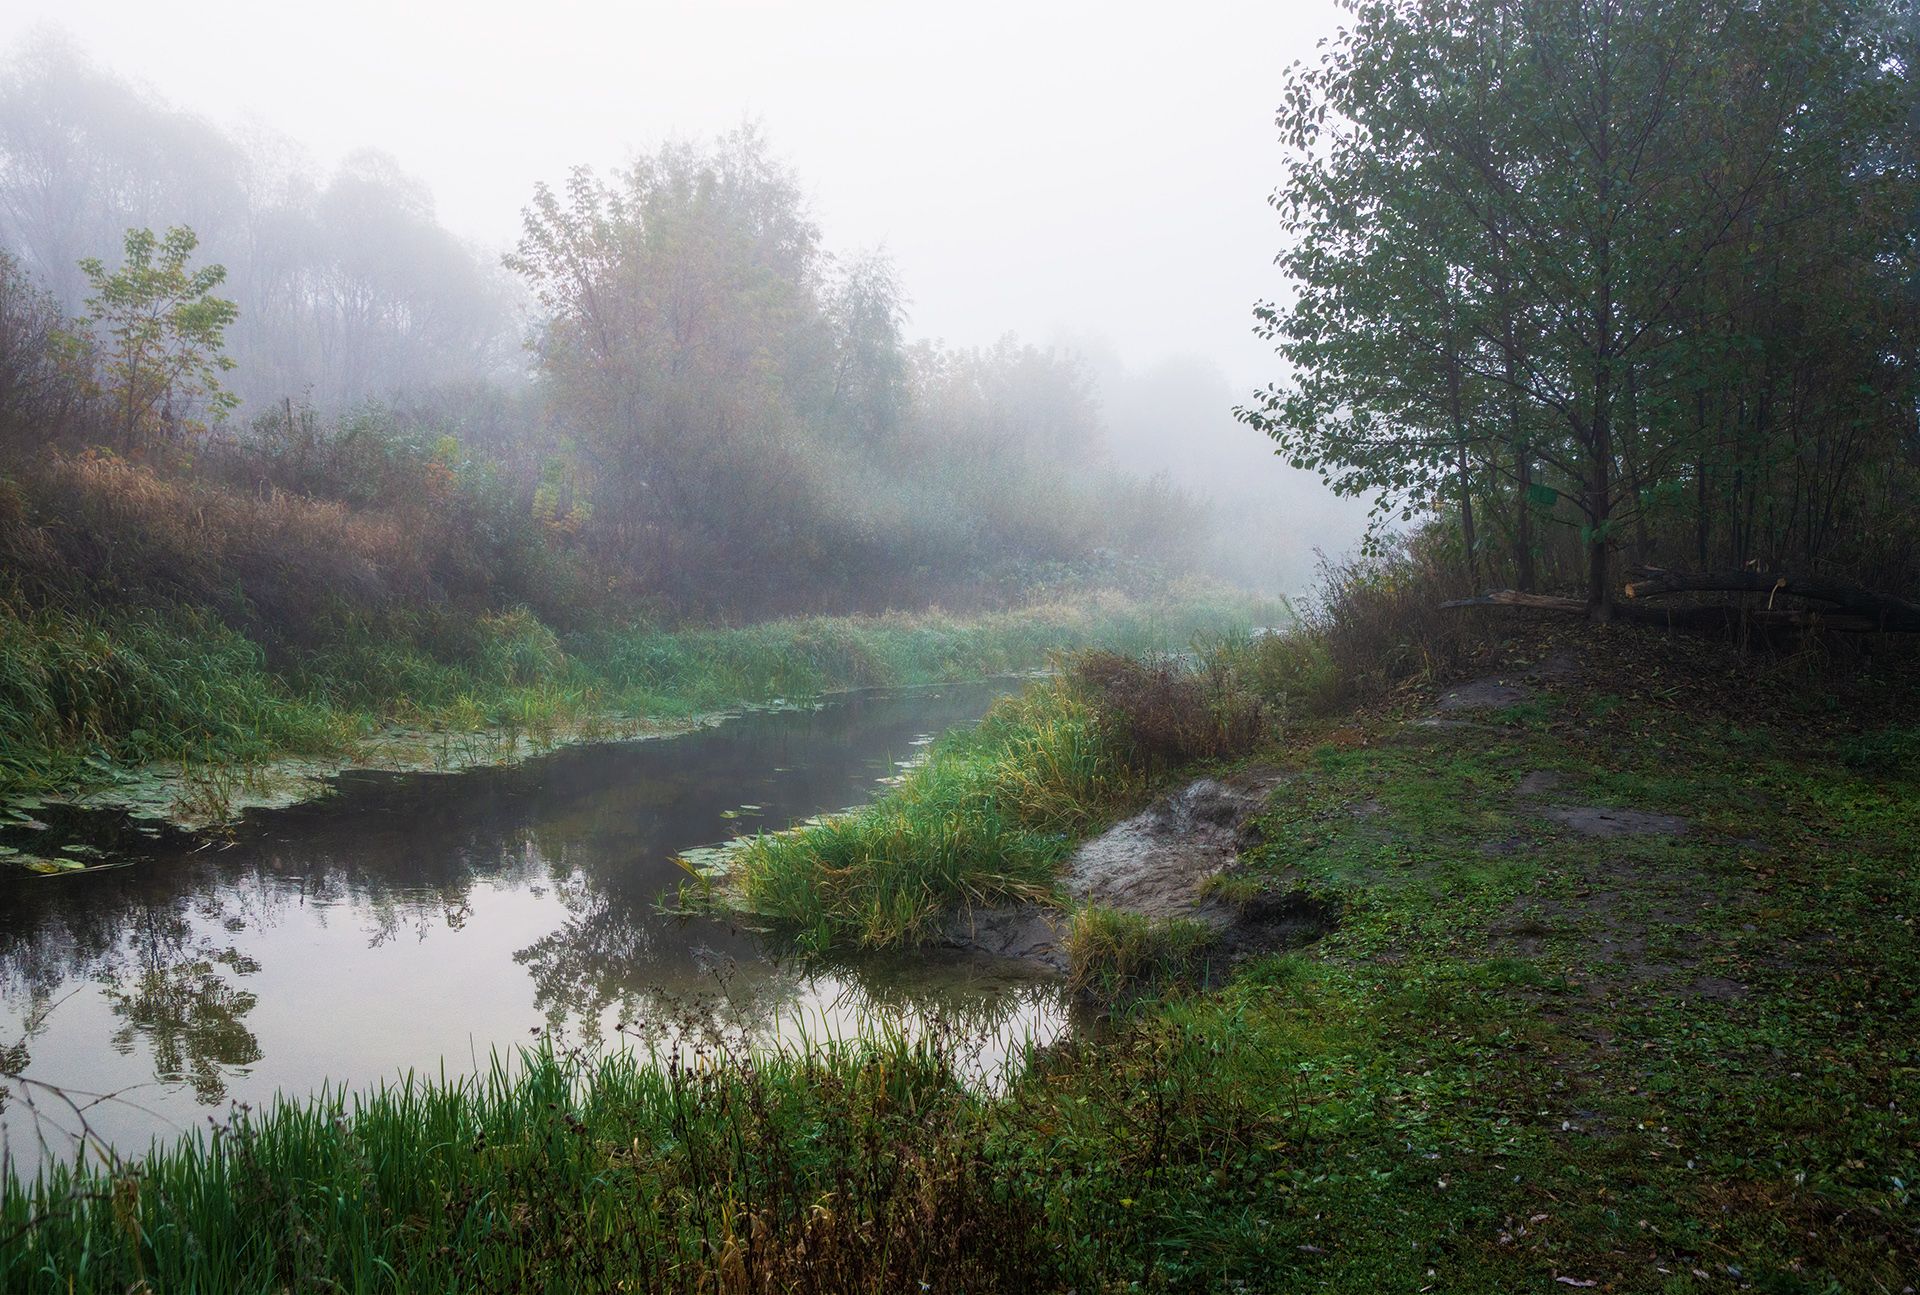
[675,842,747,877]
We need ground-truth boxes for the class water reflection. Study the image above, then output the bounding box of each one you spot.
[106,949,262,1103]
[0,681,1065,1176]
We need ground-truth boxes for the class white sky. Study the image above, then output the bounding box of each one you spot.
[0,0,1341,392]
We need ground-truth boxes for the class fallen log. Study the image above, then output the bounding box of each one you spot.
[1442,589,1887,632]
[1622,567,1920,632]
[1615,604,1880,632]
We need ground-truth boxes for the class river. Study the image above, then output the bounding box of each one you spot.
[0,679,1065,1180]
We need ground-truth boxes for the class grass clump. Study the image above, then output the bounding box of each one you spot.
[1070,645,1270,770]
[0,601,348,793]
[1064,907,1220,1006]
[1837,722,1920,778]
[724,629,1305,954]
[731,680,1139,950]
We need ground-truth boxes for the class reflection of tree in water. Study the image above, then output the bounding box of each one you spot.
[0,1026,31,1119]
[514,868,1066,1071]
[105,950,262,1103]
[807,952,1065,1035]
[0,786,537,1000]
[1,681,1042,1113]
[510,866,795,1048]
[510,772,772,1044]
[790,954,1070,1085]
[95,902,262,1104]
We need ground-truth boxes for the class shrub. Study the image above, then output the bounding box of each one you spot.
[1289,536,1478,706]
[1070,647,1269,768]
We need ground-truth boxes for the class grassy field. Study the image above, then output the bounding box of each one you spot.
[1018,627,1919,1291]
[5,623,1915,1291]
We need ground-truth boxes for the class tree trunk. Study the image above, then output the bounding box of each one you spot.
[1586,358,1614,622]
[1585,2,1616,625]
[1693,392,1710,566]
[1514,441,1536,593]
[1447,351,1479,586]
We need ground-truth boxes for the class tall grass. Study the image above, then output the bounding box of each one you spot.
[1,1031,1060,1294]
[731,680,1140,951]
[1064,907,1222,1007]
[0,602,347,794]
[0,589,1272,805]
[722,623,1332,954]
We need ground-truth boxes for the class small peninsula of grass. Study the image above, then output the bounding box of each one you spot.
[727,678,1137,950]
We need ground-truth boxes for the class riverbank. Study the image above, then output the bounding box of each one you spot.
[9,610,1914,1290]
[0,588,1265,838]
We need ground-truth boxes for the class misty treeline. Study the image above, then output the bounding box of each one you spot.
[502,135,1197,610]
[1242,0,1920,615]
[0,39,510,408]
[0,35,1201,626]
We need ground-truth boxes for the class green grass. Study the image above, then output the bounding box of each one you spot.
[1,1030,1062,1294]
[0,588,1271,807]
[1064,906,1221,1006]
[729,678,1139,950]
[721,632,1304,953]
[0,604,351,790]
[1041,634,1918,1291]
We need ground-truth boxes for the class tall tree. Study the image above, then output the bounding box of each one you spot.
[1242,0,1918,613]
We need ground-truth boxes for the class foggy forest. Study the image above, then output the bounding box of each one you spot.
[0,2,1916,1292]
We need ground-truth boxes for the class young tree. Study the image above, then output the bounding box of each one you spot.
[79,225,237,451]
[825,250,911,452]
[505,131,835,597]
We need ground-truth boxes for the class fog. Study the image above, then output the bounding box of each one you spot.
[0,1,1370,599]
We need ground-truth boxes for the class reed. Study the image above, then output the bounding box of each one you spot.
[1,1027,1060,1294]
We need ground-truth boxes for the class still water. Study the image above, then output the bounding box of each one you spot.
[0,679,1064,1179]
